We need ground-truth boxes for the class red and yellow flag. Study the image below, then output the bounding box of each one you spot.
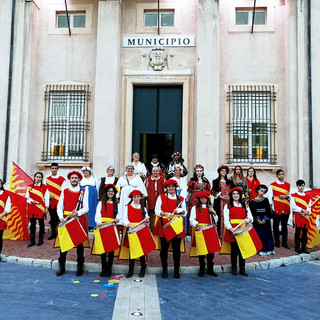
[128,225,156,259]
[3,162,33,240]
[91,223,120,255]
[163,216,184,242]
[56,218,88,253]
[305,189,320,249]
[194,226,221,256]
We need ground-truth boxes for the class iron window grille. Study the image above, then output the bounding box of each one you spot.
[226,86,277,164]
[42,85,90,162]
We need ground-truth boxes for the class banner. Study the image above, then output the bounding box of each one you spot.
[305,189,320,248]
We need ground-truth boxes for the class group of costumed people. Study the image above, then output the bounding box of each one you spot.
[0,151,314,277]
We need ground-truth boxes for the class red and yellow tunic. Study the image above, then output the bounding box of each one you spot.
[46,176,65,209]
[127,205,145,224]
[0,191,10,230]
[27,184,48,219]
[153,193,186,239]
[100,202,116,223]
[223,205,247,243]
[292,192,311,229]
[195,207,212,225]
[246,178,260,202]
[271,181,291,215]
[62,188,84,218]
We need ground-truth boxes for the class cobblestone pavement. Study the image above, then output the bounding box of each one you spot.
[0,262,118,320]
[156,261,320,320]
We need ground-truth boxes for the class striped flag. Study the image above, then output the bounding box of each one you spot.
[235,227,262,259]
[128,225,156,259]
[162,216,184,242]
[91,224,120,255]
[57,218,88,253]
[305,189,320,249]
[3,162,33,240]
[195,226,221,256]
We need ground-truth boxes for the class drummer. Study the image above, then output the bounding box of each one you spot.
[95,184,120,277]
[154,179,187,279]
[189,191,218,277]
[223,187,253,276]
[121,189,150,278]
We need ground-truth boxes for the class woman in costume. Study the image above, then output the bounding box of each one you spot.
[187,164,211,234]
[80,166,99,230]
[131,152,147,180]
[189,191,218,277]
[211,165,234,237]
[246,167,260,203]
[95,184,120,277]
[223,187,253,276]
[121,189,150,278]
[230,165,249,203]
[154,179,186,279]
[0,179,11,261]
[98,165,118,200]
[249,184,275,256]
[26,172,49,247]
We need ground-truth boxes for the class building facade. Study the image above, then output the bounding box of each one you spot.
[0,0,319,187]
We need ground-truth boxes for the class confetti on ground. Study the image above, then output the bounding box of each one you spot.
[94,280,100,283]
[108,280,120,284]
[108,294,116,297]
[96,275,101,277]
[103,283,115,288]
[91,294,98,297]
[112,275,123,279]
[260,292,266,295]
[99,294,106,297]
[73,281,80,284]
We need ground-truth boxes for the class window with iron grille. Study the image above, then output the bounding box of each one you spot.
[42,85,90,161]
[226,87,277,164]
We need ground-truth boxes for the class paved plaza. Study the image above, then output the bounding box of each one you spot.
[1,260,319,320]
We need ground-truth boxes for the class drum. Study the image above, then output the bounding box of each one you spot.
[195,224,221,255]
[57,218,88,253]
[92,222,120,255]
[127,224,156,259]
[233,224,262,259]
[162,216,184,242]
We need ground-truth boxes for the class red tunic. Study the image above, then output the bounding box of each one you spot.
[27,185,48,219]
[195,207,212,225]
[292,193,311,228]
[145,176,165,210]
[271,181,291,215]
[62,188,85,217]
[246,178,260,202]
[187,180,211,213]
[0,191,10,230]
[127,205,145,224]
[223,205,247,243]
[153,194,186,239]
[46,176,65,209]
[100,202,115,222]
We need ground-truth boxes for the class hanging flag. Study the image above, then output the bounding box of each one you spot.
[162,216,184,242]
[3,162,33,240]
[305,189,320,248]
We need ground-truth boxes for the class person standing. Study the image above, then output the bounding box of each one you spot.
[246,167,260,203]
[131,152,147,180]
[211,165,234,237]
[267,169,303,249]
[0,179,11,261]
[121,190,150,278]
[166,151,188,179]
[230,165,249,203]
[223,188,253,276]
[154,179,186,279]
[95,184,119,277]
[26,172,49,247]
[98,165,118,200]
[80,166,99,230]
[189,191,218,277]
[46,162,66,240]
[56,171,89,276]
[145,166,165,230]
[147,154,167,179]
[292,180,311,254]
[249,184,275,256]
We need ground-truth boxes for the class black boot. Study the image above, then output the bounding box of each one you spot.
[174,263,180,279]
[239,257,248,276]
[100,253,107,277]
[56,255,66,276]
[161,267,168,279]
[198,256,205,277]
[76,257,84,276]
[231,252,238,276]
[106,252,114,277]
[126,259,135,278]
[207,254,218,277]
[301,241,310,254]
[27,232,36,247]
[48,227,57,240]
[37,233,44,246]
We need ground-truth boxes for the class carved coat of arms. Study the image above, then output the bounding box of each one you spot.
[149,47,167,71]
